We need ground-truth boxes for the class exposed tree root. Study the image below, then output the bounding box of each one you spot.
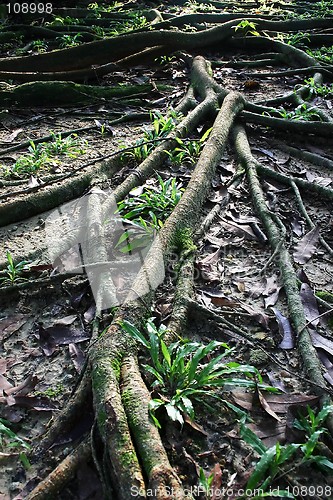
[232,124,333,431]
[26,437,91,500]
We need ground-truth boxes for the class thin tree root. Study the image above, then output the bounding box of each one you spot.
[26,437,91,500]
[232,124,333,433]
[290,180,333,257]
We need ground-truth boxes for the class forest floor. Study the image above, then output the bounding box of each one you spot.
[0,1,333,499]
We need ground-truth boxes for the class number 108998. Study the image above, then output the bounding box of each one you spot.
[6,3,53,14]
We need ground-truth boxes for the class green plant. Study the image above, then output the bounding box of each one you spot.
[0,251,30,286]
[155,55,176,65]
[34,383,65,399]
[117,174,183,223]
[239,405,333,497]
[115,175,183,252]
[165,128,212,166]
[7,140,52,177]
[32,39,48,53]
[306,45,333,64]
[198,467,215,498]
[91,25,106,37]
[294,405,333,463]
[46,16,81,26]
[303,77,333,99]
[282,32,310,47]
[57,33,82,48]
[0,418,31,451]
[121,110,180,163]
[271,103,322,121]
[121,319,276,427]
[44,132,87,156]
[184,0,216,12]
[233,20,261,37]
[2,134,87,178]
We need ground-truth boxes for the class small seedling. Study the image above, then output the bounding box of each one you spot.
[303,77,333,99]
[115,175,183,252]
[0,418,30,451]
[306,45,333,64]
[0,251,30,286]
[121,110,180,163]
[280,32,310,47]
[32,39,48,53]
[155,55,176,65]
[268,103,322,121]
[46,16,81,27]
[239,404,333,496]
[165,128,212,166]
[2,133,87,178]
[44,132,87,157]
[57,33,82,48]
[233,20,261,37]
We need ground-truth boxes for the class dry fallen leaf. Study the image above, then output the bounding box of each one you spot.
[293,226,320,264]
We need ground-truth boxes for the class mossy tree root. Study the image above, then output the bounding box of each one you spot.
[0,81,163,106]
[0,18,331,81]
[81,83,244,497]
[232,124,333,429]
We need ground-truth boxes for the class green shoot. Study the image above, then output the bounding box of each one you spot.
[0,251,30,286]
[115,175,183,252]
[233,20,261,37]
[0,418,31,451]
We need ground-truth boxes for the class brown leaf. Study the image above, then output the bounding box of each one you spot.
[28,175,40,188]
[263,393,319,412]
[4,128,23,142]
[264,287,281,308]
[291,217,303,237]
[68,343,86,373]
[207,186,228,203]
[231,391,253,411]
[306,172,331,187]
[247,422,286,449]
[201,289,239,308]
[293,226,320,264]
[257,390,281,422]
[83,305,96,323]
[5,375,39,396]
[318,351,333,387]
[0,374,13,392]
[310,331,333,357]
[7,395,57,411]
[300,283,320,326]
[54,315,77,326]
[0,314,28,341]
[263,275,278,296]
[273,308,295,349]
[183,413,208,436]
[219,219,257,240]
[211,463,223,500]
[0,357,7,375]
[239,303,271,328]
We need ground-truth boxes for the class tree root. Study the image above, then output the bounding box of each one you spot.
[1,80,164,105]
[232,124,333,431]
[26,437,91,500]
[290,180,333,257]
